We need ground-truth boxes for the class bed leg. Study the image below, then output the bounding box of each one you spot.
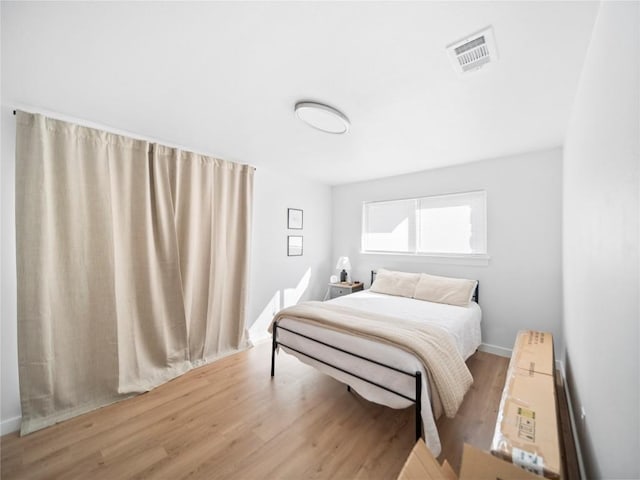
[415,371,422,440]
[270,322,278,377]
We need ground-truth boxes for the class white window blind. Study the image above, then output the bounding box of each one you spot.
[362,191,487,256]
[361,199,415,253]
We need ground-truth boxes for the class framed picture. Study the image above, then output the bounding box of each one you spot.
[287,208,303,230]
[287,235,303,256]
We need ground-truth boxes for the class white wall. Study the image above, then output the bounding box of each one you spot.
[332,148,563,353]
[247,168,332,341]
[562,2,639,478]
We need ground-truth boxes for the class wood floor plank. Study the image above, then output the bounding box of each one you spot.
[1,342,508,479]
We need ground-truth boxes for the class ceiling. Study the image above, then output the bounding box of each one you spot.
[1,1,600,185]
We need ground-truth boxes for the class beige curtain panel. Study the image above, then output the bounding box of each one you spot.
[15,111,254,434]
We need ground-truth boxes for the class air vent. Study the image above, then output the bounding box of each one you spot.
[446,26,498,74]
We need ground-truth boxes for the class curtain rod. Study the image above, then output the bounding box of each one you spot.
[12,108,256,170]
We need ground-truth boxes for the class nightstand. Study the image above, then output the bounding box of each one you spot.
[328,282,364,299]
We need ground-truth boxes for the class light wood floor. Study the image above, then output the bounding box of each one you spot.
[1,342,509,480]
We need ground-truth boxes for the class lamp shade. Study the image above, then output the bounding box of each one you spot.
[335,256,351,271]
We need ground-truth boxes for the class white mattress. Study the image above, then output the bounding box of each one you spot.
[274,290,482,455]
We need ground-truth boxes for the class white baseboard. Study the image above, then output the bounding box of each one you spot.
[559,362,587,479]
[478,342,512,357]
[1,416,21,435]
[251,336,271,346]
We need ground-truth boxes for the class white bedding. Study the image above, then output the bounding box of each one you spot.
[330,290,481,360]
[274,289,481,455]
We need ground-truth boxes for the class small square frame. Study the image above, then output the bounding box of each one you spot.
[287,235,303,256]
[287,208,303,230]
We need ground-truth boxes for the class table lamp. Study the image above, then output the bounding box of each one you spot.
[335,256,351,283]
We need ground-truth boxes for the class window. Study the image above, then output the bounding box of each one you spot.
[362,191,487,256]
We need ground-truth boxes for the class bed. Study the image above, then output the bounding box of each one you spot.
[269,270,481,455]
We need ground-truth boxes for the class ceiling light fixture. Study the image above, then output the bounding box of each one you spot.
[294,101,350,134]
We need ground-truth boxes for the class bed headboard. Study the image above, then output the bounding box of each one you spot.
[370,270,479,304]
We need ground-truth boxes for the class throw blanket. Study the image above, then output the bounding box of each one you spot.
[270,301,473,418]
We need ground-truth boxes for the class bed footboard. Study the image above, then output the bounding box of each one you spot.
[270,320,423,441]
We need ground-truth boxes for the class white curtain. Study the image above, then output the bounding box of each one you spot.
[15,111,253,434]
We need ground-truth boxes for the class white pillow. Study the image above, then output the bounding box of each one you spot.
[370,269,421,298]
[413,273,477,307]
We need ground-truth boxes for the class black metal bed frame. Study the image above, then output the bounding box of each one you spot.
[269,270,479,442]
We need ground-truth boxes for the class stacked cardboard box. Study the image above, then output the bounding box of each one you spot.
[491,330,561,479]
[398,441,542,480]
[398,330,562,480]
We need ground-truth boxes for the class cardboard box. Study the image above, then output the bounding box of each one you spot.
[460,444,542,480]
[398,441,542,480]
[511,330,555,376]
[491,330,561,480]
